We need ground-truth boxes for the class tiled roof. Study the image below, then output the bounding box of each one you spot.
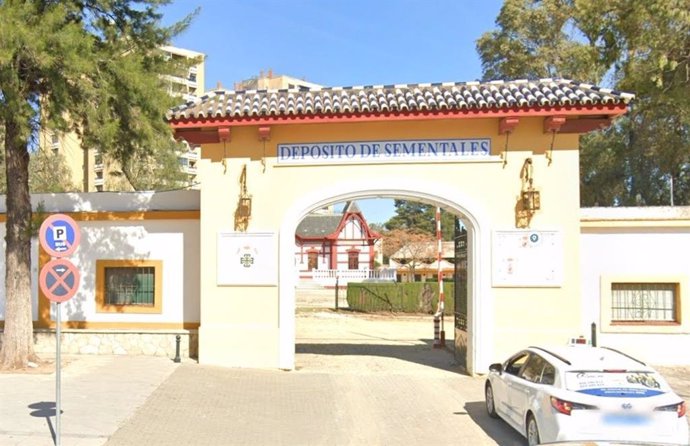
[167,79,634,121]
[296,215,342,238]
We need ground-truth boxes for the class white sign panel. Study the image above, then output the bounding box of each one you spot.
[217,232,277,286]
[277,138,491,165]
[492,230,563,287]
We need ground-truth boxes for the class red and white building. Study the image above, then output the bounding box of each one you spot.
[294,202,388,285]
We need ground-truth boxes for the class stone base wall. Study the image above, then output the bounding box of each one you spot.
[13,329,199,359]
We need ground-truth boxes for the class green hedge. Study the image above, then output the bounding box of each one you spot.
[346,282,455,314]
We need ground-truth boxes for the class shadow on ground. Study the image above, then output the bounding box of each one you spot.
[296,340,467,374]
[464,401,525,446]
[28,401,57,444]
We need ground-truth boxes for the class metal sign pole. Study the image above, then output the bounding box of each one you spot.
[38,214,81,446]
[56,302,61,446]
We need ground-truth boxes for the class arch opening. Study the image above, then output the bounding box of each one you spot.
[278,179,495,375]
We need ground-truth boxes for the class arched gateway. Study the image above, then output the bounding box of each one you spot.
[167,79,632,374]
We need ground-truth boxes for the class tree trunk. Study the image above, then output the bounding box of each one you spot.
[0,118,38,369]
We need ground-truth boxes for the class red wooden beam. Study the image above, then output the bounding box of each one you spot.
[218,126,231,142]
[544,116,566,133]
[559,118,613,133]
[499,117,520,134]
[258,126,271,141]
[176,130,222,144]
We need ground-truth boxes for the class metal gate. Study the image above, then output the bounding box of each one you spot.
[453,219,468,369]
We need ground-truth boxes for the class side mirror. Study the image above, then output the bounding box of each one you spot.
[489,363,503,374]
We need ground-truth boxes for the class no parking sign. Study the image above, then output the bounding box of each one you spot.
[39,214,81,258]
[38,258,81,303]
[38,214,81,303]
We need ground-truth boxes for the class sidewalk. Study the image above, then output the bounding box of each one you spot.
[0,355,181,446]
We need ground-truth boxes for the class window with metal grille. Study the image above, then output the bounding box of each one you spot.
[96,260,162,314]
[611,283,678,323]
[104,266,155,306]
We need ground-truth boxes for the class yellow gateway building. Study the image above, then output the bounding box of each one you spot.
[166,77,641,374]
[4,78,690,375]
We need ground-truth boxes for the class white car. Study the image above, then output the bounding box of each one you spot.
[484,345,689,445]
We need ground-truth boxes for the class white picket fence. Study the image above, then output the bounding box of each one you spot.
[310,268,397,286]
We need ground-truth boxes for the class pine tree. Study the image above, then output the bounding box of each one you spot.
[0,0,195,369]
[385,200,455,240]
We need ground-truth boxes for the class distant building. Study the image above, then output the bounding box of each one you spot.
[389,241,456,282]
[39,45,206,192]
[295,201,383,285]
[160,45,205,102]
[234,69,322,91]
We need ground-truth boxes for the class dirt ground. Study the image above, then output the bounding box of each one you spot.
[295,309,458,375]
[295,306,690,428]
[0,356,72,375]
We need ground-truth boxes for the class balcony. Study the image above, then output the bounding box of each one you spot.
[165,73,187,85]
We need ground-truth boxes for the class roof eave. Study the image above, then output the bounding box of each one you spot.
[169,103,628,136]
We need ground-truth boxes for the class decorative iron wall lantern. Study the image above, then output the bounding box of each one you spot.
[522,188,541,212]
[238,196,252,218]
[516,157,540,228]
[235,164,252,231]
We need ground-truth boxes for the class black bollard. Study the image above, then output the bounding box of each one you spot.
[591,322,597,347]
[174,335,181,363]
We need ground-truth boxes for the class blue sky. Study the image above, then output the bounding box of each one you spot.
[161,0,505,223]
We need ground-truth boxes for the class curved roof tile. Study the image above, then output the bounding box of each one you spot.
[167,79,634,121]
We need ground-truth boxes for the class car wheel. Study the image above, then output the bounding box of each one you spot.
[485,382,499,418]
[526,413,540,446]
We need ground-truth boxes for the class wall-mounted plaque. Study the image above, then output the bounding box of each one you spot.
[492,230,563,287]
[217,232,277,286]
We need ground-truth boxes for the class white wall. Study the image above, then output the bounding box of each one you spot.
[581,209,690,365]
[53,219,200,323]
[0,191,200,326]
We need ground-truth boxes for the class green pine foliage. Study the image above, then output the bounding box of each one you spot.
[0,0,196,369]
[384,200,456,240]
[116,138,191,191]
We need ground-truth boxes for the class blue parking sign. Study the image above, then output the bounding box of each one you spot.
[39,214,81,258]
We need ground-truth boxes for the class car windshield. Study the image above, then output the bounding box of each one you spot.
[564,371,669,397]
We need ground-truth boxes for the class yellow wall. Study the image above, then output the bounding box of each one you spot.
[197,116,583,373]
